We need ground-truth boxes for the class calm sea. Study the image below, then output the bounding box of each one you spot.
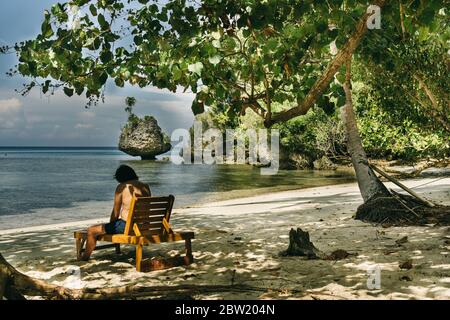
[0,147,355,229]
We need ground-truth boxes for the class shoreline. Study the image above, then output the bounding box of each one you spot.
[0,180,358,236]
[1,175,445,235]
[0,170,357,232]
[2,159,447,232]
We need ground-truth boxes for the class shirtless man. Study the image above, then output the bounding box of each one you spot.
[80,165,151,261]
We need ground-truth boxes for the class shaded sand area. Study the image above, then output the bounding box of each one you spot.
[1,177,449,300]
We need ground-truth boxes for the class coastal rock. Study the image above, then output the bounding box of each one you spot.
[118,116,171,160]
[313,156,337,170]
[279,147,312,170]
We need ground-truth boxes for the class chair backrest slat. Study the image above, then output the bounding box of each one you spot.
[132,215,165,223]
[123,195,174,236]
[135,202,173,209]
[133,209,168,217]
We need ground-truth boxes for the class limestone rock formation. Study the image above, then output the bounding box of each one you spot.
[118,115,171,160]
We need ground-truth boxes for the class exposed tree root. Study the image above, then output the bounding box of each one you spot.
[355,193,450,226]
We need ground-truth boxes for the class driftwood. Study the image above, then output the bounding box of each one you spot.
[370,164,435,207]
[377,159,450,178]
[0,253,295,300]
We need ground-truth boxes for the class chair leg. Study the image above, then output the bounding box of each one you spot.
[81,239,86,253]
[184,239,193,265]
[75,238,82,260]
[115,244,121,254]
[136,244,143,272]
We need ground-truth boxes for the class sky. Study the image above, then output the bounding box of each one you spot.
[0,0,195,147]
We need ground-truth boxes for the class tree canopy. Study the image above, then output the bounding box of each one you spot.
[3,0,447,128]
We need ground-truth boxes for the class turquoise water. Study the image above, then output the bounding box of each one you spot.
[0,147,355,229]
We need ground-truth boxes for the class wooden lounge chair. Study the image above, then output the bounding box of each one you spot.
[74,195,194,272]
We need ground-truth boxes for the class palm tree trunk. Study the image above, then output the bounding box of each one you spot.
[341,59,390,202]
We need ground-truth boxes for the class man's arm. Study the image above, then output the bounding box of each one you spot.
[110,184,123,222]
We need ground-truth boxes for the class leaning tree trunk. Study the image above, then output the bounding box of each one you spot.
[340,59,391,203]
[338,59,443,225]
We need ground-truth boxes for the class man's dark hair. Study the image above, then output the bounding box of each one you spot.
[114,165,139,183]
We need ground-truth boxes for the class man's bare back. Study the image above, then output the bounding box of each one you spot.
[116,180,151,221]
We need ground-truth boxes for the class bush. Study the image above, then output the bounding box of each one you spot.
[190,91,449,167]
[353,80,450,161]
[357,107,449,161]
[276,108,346,162]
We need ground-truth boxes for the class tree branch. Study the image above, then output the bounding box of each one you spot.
[265,0,387,127]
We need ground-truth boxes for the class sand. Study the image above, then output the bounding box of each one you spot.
[1,177,449,300]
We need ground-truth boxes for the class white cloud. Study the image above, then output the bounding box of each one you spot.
[0,98,24,129]
[26,114,46,124]
[75,123,94,129]
[141,85,195,102]
[0,97,22,111]
[78,111,96,120]
[147,100,193,112]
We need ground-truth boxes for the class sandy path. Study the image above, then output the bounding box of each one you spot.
[1,177,449,300]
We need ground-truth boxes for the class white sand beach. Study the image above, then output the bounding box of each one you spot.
[1,177,449,300]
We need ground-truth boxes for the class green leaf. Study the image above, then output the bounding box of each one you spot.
[98,72,108,85]
[115,77,125,87]
[98,14,109,30]
[337,95,345,107]
[191,100,204,115]
[93,38,102,50]
[134,36,143,46]
[315,21,328,33]
[89,4,97,16]
[41,20,54,38]
[208,55,221,65]
[74,84,84,95]
[265,38,279,51]
[188,62,203,76]
[63,87,74,97]
[100,51,113,63]
[336,72,345,84]
[172,66,182,81]
[18,64,29,75]
[125,96,136,107]
[419,7,436,25]
[42,80,51,94]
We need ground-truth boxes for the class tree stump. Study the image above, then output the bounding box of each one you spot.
[280,228,325,259]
